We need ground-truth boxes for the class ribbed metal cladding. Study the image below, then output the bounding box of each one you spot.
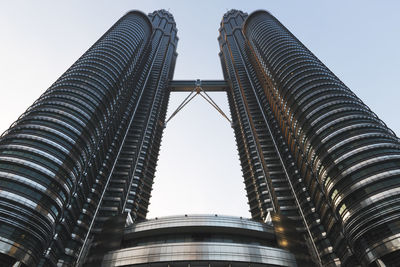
[219,10,273,221]
[219,10,339,266]
[123,10,177,221]
[244,10,400,266]
[0,11,153,266]
[93,10,178,230]
[64,10,177,266]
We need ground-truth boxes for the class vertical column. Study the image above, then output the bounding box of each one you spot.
[0,11,152,266]
[245,10,400,265]
[219,10,328,266]
[82,9,178,266]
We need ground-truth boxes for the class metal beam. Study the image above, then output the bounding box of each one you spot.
[169,79,229,92]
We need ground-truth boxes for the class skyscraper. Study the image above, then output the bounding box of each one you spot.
[0,8,399,267]
[0,10,177,266]
[219,9,400,266]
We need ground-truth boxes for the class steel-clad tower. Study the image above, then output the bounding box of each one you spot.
[0,10,177,266]
[0,8,399,267]
[219,9,400,267]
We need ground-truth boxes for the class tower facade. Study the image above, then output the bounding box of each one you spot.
[219,9,400,267]
[0,8,399,267]
[0,10,177,266]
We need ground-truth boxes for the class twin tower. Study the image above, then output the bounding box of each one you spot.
[0,9,399,267]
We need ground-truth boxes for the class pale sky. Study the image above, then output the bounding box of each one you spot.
[0,0,399,219]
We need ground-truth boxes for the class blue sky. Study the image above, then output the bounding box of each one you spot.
[0,0,399,218]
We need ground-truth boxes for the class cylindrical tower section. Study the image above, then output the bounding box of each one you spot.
[219,9,275,221]
[219,10,338,266]
[99,215,298,267]
[124,9,178,221]
[93,9,178,231]
[0,11,152,266]
[244,10,400,265]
